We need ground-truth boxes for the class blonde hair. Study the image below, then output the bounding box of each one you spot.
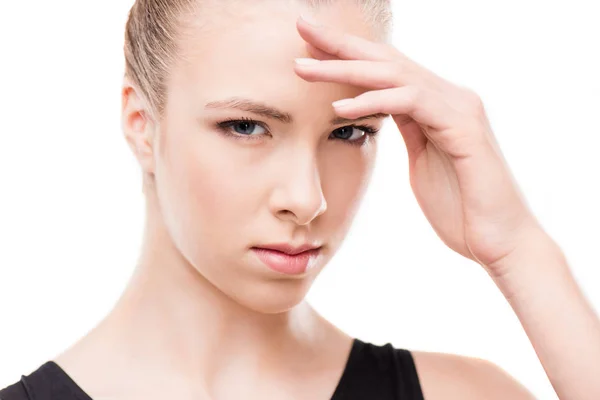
[123,0,393,122]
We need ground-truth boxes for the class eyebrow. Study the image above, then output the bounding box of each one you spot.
[204,97,389,125]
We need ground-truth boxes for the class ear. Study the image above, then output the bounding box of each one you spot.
[121,76,156,179]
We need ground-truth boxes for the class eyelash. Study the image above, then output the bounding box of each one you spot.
[215,117,380,147]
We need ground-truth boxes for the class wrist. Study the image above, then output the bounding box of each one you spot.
[486,227,567,300]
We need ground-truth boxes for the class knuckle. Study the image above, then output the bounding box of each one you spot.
[386,61,405,85]
[407,85,421,104]
[382,43,402,59]
[391,59,405,75]
[462,87,485,113]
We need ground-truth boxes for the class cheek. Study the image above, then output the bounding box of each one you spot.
[156,126,261,261]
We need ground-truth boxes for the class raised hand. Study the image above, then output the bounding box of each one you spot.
[294,15,541,276]
[294,15,600,400]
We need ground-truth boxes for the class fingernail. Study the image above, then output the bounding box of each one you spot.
[332,98,354,108]
[300,13,321,27]
[295,57,320,65]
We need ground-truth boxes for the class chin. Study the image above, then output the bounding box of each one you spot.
[226,277,315,315]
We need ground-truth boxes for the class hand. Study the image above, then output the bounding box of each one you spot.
[294,16,544,277]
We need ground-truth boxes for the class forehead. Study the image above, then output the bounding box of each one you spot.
[170,1,379,110]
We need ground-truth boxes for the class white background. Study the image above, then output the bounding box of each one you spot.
[1,1,598,398]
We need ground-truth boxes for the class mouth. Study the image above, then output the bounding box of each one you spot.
[253,243,323,255]
[251,246,322,275]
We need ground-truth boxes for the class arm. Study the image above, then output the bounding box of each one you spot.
[293,15,600,399]
[488,228,600,400]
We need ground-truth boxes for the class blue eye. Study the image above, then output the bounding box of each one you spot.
[215,117,379,146]
[332,126,365,141]
[330,125,380,146]
[218,118,267,137]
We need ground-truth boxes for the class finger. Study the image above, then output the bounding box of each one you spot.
[296,35,451,93]
[305,42,338,61]
[333,87,486,159]
[333,86,462,131]
[398,118,429,162]
[294,58,425,90]
[296,16,399,62]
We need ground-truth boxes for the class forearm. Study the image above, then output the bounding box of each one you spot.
[489,229,600,400]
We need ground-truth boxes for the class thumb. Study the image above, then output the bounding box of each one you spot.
[394,115,428,163]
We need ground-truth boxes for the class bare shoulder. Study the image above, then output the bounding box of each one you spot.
[411,350,536,400]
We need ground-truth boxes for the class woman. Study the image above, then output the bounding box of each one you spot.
[1,0,599,399]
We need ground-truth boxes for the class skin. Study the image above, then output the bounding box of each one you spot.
[53,3,382,399]
[293,8,600,400]
[50,1,600,400]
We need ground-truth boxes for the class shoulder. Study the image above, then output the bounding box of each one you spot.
[411,350,536,400]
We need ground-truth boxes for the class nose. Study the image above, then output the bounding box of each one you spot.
[269,148,327,226]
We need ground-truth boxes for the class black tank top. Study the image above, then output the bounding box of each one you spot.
[0,338,424,400]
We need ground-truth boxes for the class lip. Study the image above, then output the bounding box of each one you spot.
[251,244,322,275]
[255,243,322,256]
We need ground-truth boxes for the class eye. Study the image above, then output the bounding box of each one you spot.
[215,118,379,145]
[330,125,379,145]
[216,117,268,139]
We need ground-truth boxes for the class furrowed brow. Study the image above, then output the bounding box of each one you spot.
[204,97,293,124]
[204,97,389,126]
[330,113,389,125]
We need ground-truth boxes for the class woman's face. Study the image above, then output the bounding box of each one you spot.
[147,2,386,313]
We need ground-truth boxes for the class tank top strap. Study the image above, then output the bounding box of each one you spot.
[0,361,93,400]
[331,338,425,400]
